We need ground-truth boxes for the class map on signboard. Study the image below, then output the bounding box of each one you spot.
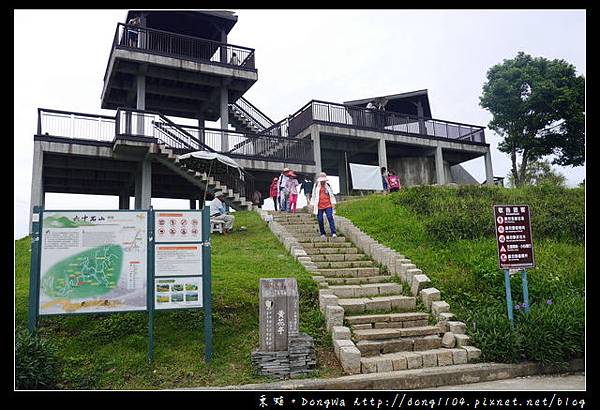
[39,211,148,314]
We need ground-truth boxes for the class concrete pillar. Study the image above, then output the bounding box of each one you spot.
[220,84,229,152]
[134,158,152,209]
[417,101,426,135]
[197,114,205,147]
[484,150,494,185]
[220,29,228,64]
[136,73,146,136]
[378,137,388,171]
[190,199,197,209]
[118,186,130,209]
[312,125,322,177]
[338,151,349,195]
[29,142,44,233]
[435,145,445,185]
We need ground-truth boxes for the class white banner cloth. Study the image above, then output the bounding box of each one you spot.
[349,163,384,190]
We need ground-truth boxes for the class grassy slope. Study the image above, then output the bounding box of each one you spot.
[336,190,584,364]
[15,211,343,389]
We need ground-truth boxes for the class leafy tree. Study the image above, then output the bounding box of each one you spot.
[507,159,566,188]
[480,52,585,187]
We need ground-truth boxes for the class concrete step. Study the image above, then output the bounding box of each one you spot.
[356,335,442,356]
[345,312,430,326]
[352,326,440,341]
[328,283,403,298]
[338,295,416,313]
[308,253,370,262]
[316,267,381,278]
[315,260,376,269]
[297,236,347,243]
[359,347,480,373]
[301,242,353,249]
[304,247,359,255]
[325,275,394,285]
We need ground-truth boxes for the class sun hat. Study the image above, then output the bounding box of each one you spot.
[283,167,290,172]
[317,172,329,182]
[214,191,224,197]
[288,171,297,177]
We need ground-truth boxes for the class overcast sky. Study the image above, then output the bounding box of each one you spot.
[14,9,585,239]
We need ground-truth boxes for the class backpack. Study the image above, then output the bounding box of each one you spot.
[388,175,400,189]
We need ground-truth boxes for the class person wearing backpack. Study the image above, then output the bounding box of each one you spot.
[387,169,401,192]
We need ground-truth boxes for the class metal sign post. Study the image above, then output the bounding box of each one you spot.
[147,207,155,365]
[27,206,43,334]
[202,207,213,362]
[494,205,535,325]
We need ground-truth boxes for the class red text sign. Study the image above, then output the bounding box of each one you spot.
[493,205,535,269]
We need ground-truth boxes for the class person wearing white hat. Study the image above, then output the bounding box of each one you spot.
[311,172,337,239]
[277,167,291,212]
[209,191,235,233]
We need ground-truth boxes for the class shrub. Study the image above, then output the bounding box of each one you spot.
[15,327,61,389]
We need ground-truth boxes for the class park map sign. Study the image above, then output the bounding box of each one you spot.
[28,207,213,362]
[39,211,148,314]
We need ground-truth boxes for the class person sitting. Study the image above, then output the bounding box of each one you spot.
[229,52,240,65]
[387,169,401,192]
[311,172,337,239]
[210,191,235,233]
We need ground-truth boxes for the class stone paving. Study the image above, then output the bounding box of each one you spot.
[261,210,482,375]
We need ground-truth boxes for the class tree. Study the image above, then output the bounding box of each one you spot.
[480,52,585,187]
[507,159,566,188]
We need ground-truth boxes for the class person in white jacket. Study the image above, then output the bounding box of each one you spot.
[311,172,337,239]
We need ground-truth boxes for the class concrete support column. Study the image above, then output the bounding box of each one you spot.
[190,199,197,210]
[29,142,44,233]
[338,151,349,195]
[435,145,445,185]
[484,150,494,185]
[220,84,229,152]
[378,137,388,171]
[312,125,322,177]
[136,73,146,136]
[197,114,205,146]
[417,101,426,135]
[134,158,152,209]
[118,185,130,209]
[220,30,228,63]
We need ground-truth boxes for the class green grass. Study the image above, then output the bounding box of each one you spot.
[336,186,585,366]
[15,211,343,389]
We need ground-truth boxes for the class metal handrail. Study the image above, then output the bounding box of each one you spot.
[104,23,257,83]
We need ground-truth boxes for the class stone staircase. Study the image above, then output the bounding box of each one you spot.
[151,143,254,211]
[270,211,481,375]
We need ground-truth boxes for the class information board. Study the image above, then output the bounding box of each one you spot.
[154,277,203,310]
[38,210,148,314]
[155,211,202,243]
[155,244,202,277]
[493,205,535,269]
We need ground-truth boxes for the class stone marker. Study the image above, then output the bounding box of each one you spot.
[259,278,299,351]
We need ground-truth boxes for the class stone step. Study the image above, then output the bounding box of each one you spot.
[301,242,353,249]
[338,295,416,313]
[308,253,370,262]
[359,347,481,373]
[315,260,376,269]
[297,236,347,243]
[325,275,394,285]
[328,283,403,298]
[352,326,440,341]
[317,267,381,278]
[355,335,442,356]
[303,247,358,255]
[345,312,430,326]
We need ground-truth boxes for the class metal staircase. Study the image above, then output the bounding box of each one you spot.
[228,96,275,134]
